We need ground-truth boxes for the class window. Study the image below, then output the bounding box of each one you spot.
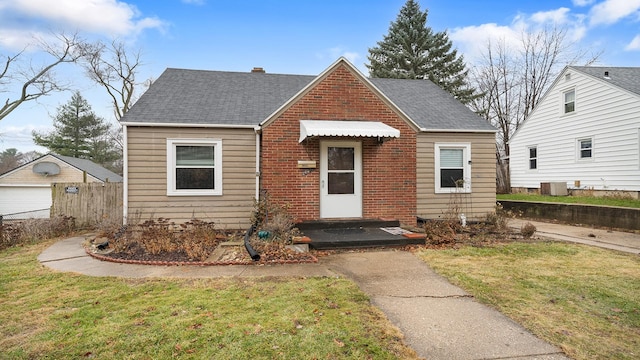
[564,89,575,114]
[435,143,471,193]
[528,146,537,170]
[578,138,593,160]
[167,139,222,196]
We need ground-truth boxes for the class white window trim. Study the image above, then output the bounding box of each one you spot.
[434,142,471,194]
[577,137,593,162]
[167,138,223,196]
[562,88,576,115]
[527,145,538,170]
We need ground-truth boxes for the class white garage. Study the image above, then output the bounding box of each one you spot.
[0,186,51,219]
[0,153,122,220]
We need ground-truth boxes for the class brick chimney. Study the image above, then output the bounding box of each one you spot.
[251,67,265,73]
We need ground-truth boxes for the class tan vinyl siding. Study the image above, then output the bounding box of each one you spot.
[417,132,496,220]
[126,126,256,228]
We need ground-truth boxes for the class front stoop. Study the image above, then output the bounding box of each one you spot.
[296,219,425,250]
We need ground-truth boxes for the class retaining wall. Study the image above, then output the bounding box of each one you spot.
[500,200,640,231]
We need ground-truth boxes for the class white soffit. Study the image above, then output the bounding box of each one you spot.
[299,120,400,143]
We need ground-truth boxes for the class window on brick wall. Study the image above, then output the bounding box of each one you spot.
[167,139,222,196]
[434,143,471,193]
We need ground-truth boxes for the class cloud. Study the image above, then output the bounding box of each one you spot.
[625,34,640,50]
[572,0,595,6]
[450,23,521,63]
[0,124,52,152]
[450,8,592,64]
[0,0,165,49]
[589,0,640,26]
[319,47,361,64]
[531,8,571,24]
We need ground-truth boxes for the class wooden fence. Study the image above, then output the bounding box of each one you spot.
[51,182,123,228]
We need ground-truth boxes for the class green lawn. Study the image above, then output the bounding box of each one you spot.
[417,242,640,360]
[497,193,640,208]
[0,240,419,359]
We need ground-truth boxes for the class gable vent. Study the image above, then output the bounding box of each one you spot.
[565,73,571,81]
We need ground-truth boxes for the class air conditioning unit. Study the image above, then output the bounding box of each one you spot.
[549,182,568,196]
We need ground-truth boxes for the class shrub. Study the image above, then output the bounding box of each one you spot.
[521,222,537,238]
[0,216,76,251]
[423,219,457,246]
[251,195,298,244]
[107,217,222,261]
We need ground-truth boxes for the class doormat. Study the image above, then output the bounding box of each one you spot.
[380,227,412,235]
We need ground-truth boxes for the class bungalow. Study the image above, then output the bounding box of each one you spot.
[121,58,496,228]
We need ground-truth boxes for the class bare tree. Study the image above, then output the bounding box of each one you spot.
[471,25,601,193]
[0,33,90,121]
[81,40,142,122]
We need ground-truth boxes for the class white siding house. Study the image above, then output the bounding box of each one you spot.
[510,66,640,195]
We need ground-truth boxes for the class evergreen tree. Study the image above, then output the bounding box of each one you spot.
[32,91,121,172]
[367,0,476,104]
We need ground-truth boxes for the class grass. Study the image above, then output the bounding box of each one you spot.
[416,241,640,359]
[0,240,419,359]
[497,193,640,208]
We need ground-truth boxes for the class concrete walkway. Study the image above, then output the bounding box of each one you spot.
[510,218,640,255]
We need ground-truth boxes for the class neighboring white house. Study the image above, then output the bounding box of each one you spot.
[0,153,122,219]
[510,66,640,196]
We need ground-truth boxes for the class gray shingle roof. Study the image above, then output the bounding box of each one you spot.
[570,66,640,95]
[51,154,123,182]
[123,66,495,132]
[369,77,495,131]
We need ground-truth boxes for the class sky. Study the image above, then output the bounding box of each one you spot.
[1,0,638,153]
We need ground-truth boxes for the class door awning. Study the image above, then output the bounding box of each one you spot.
[299,120,400,143]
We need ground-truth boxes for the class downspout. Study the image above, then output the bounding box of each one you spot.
[244,127,262,261]
[122,124,128,226]
[255,127,261,201]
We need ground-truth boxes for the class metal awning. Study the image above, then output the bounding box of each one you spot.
[299,120,400,143]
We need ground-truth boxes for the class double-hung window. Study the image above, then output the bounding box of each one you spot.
[435,143,471,193]
[528,146,537,170]
[578,137,593,160]
[564,89,575,114]
[167,139,222,196]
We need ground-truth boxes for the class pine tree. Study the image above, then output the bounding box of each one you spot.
[367,0,476,104]
[32,91,121,172]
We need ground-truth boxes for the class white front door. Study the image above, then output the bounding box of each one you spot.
[320,141,362,218]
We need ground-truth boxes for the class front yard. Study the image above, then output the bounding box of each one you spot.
[0,240,418,359]
[2,230,639,359]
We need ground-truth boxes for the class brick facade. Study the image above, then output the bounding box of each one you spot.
[261,64,417,225]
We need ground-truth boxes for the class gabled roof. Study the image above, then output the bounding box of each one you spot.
[0,153,122,182]
[570,66,640,96]
[50,154,122,182]
[122,58,495,132]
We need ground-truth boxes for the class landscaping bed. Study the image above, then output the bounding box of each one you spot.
[86,218,319,265]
